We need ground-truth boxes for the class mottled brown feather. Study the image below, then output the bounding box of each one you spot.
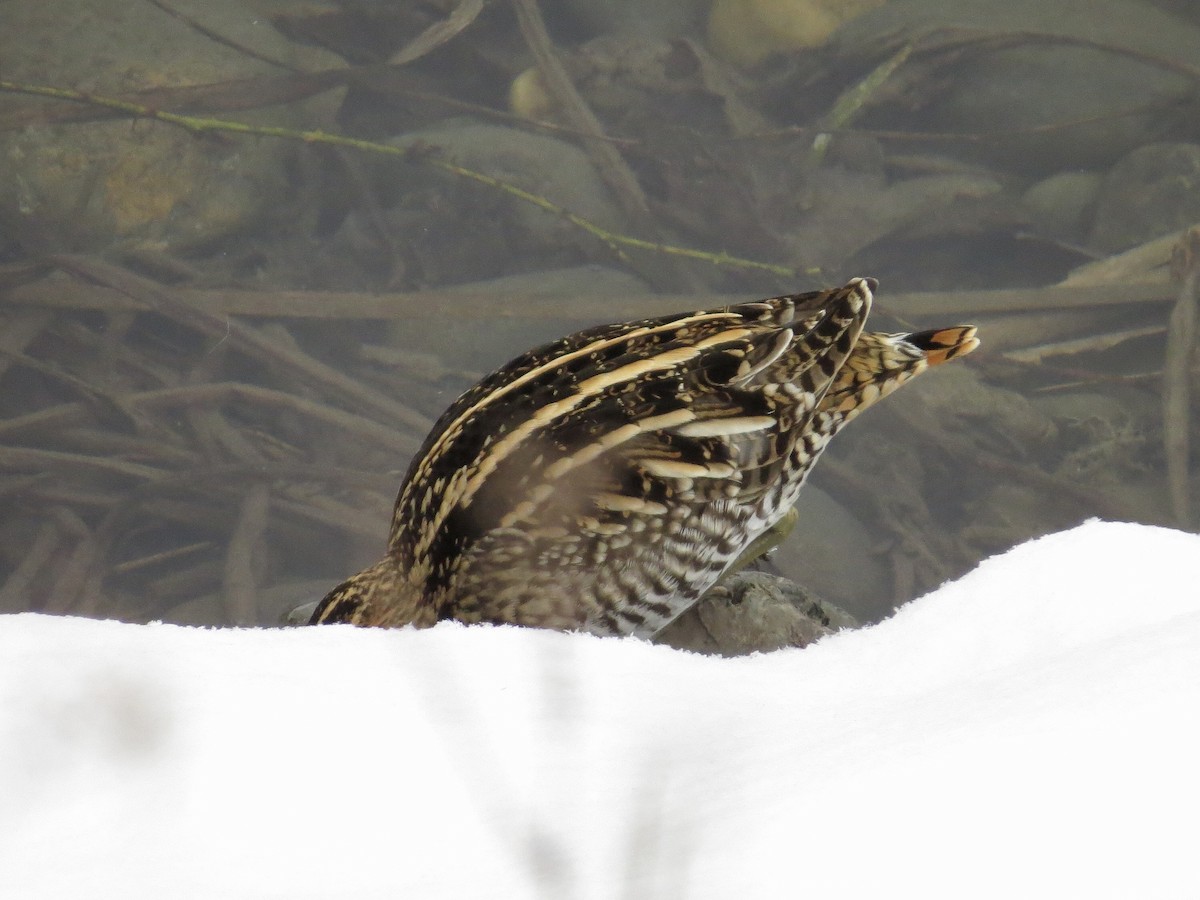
[311,278,977,636]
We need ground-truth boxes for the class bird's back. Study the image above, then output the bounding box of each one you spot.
[311,278,977,636]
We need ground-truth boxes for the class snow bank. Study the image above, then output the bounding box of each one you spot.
[1,520,1197,899]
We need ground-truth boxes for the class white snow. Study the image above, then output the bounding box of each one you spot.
[1,519,1198,899]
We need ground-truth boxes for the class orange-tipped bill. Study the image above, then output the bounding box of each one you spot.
[907,326,979,366]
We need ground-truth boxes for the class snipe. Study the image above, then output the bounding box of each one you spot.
[311,277,977,636]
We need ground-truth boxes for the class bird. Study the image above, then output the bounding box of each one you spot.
[310,277,977,637]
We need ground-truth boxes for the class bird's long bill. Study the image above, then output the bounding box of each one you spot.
[905,326,980,366]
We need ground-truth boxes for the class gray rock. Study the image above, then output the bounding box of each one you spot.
[1090,143,1200,252]
[559,0,706,40]
[653,571,858,656]
[1022,171,1103,244]
[0,0,343,251]
[833,0,1200,173]
[389,120,625,240]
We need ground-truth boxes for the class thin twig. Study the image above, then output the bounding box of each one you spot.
[0,445,165,481]
[808,43,913,166]
[47,255,435,434]
[0,78,793,279]
[44,508,99,615]
[224,483,271,624]
[1164,229,1199,527]
[0,309,55,382]
[112,541,215,576]
[390,0,483,66]
[510,0,648,221]
[1063,229,1186,286]
[1002,325,1164,364]
[144,0,298,71]
[510,0,708,290]
[3,277,1174,321]
[0,519,60,611]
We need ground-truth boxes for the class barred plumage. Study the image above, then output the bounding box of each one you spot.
[311,277,978,637]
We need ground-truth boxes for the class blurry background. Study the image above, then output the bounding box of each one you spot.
[0,0,1196,638]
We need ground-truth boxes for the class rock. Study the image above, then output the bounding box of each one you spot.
[1089,143,1200,253]
[330,120,628,287]
[708,0,888,65]
[781,170,1003,276]
[390,119,624,239]
[1022,171,1103,244]
[653,571,858,656]
[562,0,707,41]
[0,0,343,252]
[832,0,1200,173]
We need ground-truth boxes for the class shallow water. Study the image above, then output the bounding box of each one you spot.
[0,0,1195,633]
